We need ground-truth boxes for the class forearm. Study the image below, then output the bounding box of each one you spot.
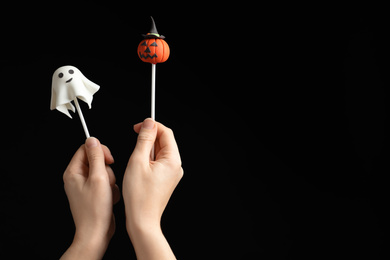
[127,222,176,260]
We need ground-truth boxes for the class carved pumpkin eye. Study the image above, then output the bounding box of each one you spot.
[141,41,147,46]
[150,42,158,46]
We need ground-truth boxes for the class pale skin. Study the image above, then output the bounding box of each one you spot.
[60,118,183,260]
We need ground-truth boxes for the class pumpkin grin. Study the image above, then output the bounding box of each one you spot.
[139,52,158,59]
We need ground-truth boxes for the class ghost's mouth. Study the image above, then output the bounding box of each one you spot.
[66,78,73,83]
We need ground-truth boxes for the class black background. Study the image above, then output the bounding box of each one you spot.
[0,2,388,259]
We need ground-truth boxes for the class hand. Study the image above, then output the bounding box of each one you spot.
[123,118,183,260]
[61,137,120,260]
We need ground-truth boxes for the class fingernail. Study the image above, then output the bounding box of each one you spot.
[142,118,155,130]
[85,137,99,148]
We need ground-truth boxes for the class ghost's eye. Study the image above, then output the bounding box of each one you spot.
[69,69,74,74]
[58,73,64,78]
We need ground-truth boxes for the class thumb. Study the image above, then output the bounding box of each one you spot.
[85,137,105,177]
[133,118,157,160]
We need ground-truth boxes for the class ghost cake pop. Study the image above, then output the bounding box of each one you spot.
[137,16,170,159]
[50,65,100,138]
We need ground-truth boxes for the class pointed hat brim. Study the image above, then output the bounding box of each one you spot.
[142,33,165,39]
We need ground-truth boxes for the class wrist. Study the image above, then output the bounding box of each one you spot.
[125,207,161,236]
[125,218,176,259]
[69,231,109,259]
[126,217,161,239]
[61,239,107,260]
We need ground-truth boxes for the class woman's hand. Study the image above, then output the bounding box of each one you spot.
[123,118,183,260]
[61,137,120,260]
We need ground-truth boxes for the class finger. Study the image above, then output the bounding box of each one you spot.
[102,145,115,165]
[133,122,142,133]
[132,118,157,162]
[106,165,120,203]
[135,121,179,155]
[64,144,88,178]
[106,165,116,186]
[155,122,181,163]
[85,137,106,178]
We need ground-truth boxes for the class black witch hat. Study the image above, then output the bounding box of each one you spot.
[142,16,165,39]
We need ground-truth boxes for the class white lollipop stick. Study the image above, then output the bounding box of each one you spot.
[151,63,156,120]
[151,63,156,160]
[74,97,90,138]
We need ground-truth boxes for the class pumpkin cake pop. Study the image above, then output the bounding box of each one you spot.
[137,16,170,159]
[137,16,170,64]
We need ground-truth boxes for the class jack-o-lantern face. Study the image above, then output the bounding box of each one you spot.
[137,38,170,64]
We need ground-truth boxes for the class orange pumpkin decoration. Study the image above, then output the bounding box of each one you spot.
[138,38,170,64]
[137,17,170,64]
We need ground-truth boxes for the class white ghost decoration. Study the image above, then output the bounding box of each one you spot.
[50,65,100,118]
